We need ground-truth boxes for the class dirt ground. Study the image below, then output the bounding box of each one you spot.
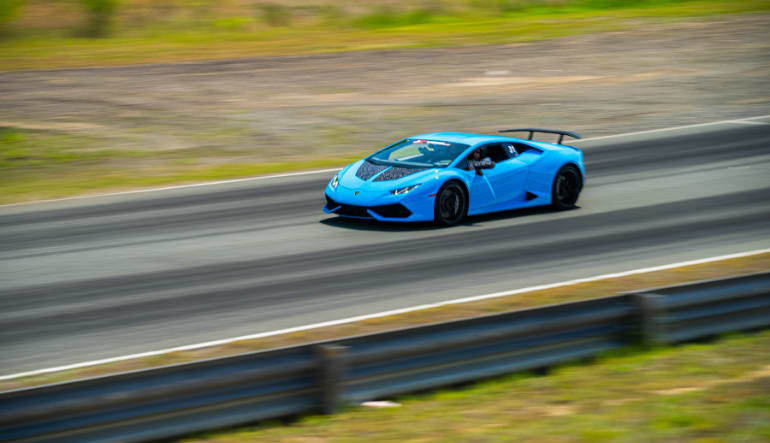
[1,14,769,164]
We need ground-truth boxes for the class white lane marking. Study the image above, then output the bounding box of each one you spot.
[3,114,770,208]
[726,120,770,126]
[0,168,341,208]
[573,114,770,143]
[2,248,768,382]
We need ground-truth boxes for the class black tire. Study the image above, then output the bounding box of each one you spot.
[551,165,582,210]
[434,181,467,226]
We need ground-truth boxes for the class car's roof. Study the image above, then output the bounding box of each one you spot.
[410,132,523,146]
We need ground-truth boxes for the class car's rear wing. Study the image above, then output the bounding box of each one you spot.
[498,128,581,145]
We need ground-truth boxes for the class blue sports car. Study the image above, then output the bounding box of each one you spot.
[324,128,585,226]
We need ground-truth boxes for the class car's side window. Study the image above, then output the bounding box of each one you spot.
[483,144,511,162]
[502,143,518,157]
[455,143,530,170]
[512,142,540,154]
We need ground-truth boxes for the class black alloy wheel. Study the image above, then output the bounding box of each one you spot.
[551,164,582,210]
[434,181,466,226]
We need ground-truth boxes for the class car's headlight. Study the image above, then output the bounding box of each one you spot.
[390,184,420,195]
[330,174,339,189]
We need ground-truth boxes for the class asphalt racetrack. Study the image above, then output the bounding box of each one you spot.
[1,119,769,375]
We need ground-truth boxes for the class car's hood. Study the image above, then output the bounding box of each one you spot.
[339,160,437,190]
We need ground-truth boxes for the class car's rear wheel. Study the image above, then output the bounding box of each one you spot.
[434,181,466,226]
[551,165,582,210]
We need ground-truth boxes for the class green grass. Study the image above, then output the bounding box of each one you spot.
[0,128,363,204]
[187,330,770,442]
[1,160,345,203]
[1,0,769,71]
[0,128,120,167]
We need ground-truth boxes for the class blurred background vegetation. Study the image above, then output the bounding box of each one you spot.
[3,0,768,38]
[1,0,768,202]
[1,0,768,71]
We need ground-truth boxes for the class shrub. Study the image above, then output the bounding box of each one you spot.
[257,3,291,27]
[80,0,120,37]
[0,0,24,37]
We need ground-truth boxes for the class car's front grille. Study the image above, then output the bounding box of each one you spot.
[370,204,412,218]
[336,204,371,217]
[326,196,410,219]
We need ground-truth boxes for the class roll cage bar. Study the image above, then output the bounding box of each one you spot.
[498,128,582,145]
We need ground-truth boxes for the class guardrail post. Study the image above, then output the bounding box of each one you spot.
[316,344,348,414]
[632,292,668,346]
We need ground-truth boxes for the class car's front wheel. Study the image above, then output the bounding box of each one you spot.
[434,181,467,226]
[551,164,582,210]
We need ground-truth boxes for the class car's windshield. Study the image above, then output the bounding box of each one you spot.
[370,139,470,168]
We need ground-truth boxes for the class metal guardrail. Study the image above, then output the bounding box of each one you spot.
[1,271,768,442]
[631,271,770,344]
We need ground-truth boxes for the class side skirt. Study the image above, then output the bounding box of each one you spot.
[467,192,550,216]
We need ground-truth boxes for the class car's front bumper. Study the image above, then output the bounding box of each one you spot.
[324,195,415,219]
[323,187,435,222]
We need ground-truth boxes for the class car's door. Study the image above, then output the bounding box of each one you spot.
[468,143,529,211]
